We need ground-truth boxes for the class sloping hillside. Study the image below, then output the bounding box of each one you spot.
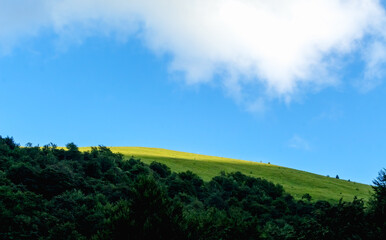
[79,147,372,202]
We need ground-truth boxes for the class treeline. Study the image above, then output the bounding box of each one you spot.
[0,136,385,240]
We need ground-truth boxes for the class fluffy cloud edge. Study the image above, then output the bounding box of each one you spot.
[1,0,386,107]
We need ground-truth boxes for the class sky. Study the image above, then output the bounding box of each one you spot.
[1,0,386,184]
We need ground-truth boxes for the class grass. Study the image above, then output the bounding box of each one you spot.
[79,146,373,202]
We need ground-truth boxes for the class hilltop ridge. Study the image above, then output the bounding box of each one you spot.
[79,146,372,202]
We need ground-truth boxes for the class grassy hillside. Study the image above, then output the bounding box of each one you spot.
[79,146,373,202]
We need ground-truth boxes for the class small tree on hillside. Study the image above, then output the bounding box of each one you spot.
[302,193,312,202]
[336,175,340,179]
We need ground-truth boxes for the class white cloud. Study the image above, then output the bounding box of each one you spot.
[0,0,51,52]
[288,135,310,150]
[1,0,386,104]
[356,40,386,92]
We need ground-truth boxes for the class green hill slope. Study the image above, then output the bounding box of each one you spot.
[79,146,373,202]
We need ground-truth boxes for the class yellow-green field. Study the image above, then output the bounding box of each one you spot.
[79,146,373,202]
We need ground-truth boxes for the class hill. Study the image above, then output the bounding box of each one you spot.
[2,136,384,239]
[79,146,372,202]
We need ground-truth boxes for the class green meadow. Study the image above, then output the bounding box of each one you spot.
[79,146,373,202]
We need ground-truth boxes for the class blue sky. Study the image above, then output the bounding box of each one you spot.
[1,0,386,184]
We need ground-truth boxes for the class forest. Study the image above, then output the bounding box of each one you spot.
[0,136,385,240]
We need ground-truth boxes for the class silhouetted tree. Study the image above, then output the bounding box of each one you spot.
[301,193,312,202]
[369,168,386,239]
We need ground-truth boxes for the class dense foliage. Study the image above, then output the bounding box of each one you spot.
[0,136,385,239]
